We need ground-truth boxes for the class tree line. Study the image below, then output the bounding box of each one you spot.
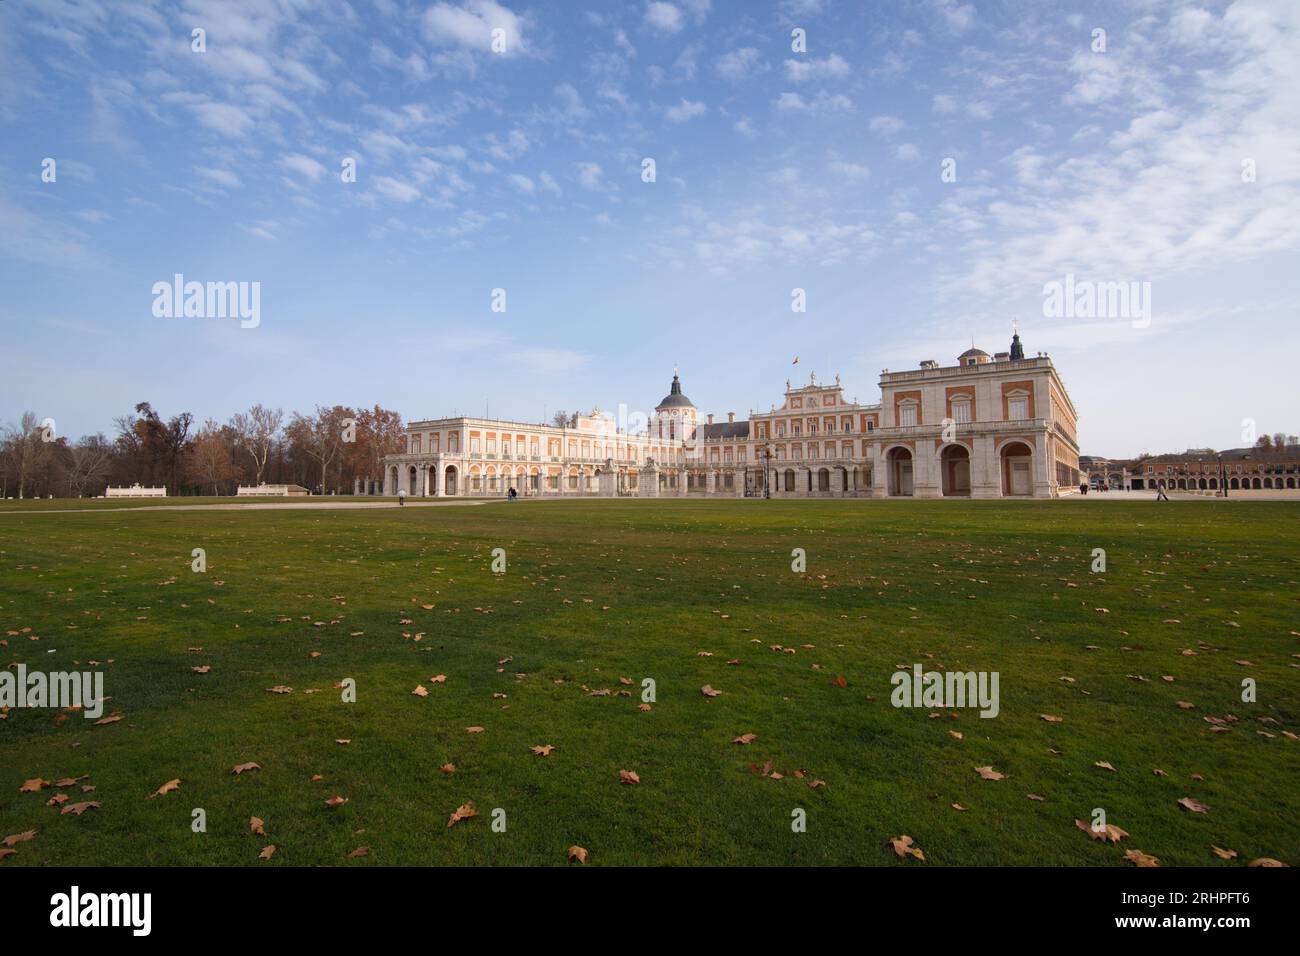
[0,403,404,498]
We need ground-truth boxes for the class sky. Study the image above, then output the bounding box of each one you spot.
[2,0,1298,458]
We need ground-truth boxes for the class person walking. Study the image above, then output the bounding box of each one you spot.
[398,488,406,506]
[1155,484,1169,502]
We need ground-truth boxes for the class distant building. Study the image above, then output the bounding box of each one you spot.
[105,484,166,498]
[1083,446,1300,492]
[379,333,1080,499]
[237,484,309,496]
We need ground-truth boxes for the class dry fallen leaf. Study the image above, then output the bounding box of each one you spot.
[347,846,369,858]
[732,733,757,745]
[700,685,721,698]
[61,801,100,816]
[1124,849,1160,867]
[888,835,925,861]
[1075,819,1129,843]
[18,779,49,793]
[466,726,485,734]
[325,795,349,808]
[531,745,556,756]
[447,801,477,828]
[1212,846,1238,860]
[148,778,181,799]
[974,766,1005,781]
[619,770,641,785]
[232,762,261,775]
[412,685,428,697]
[258,845,276,860]
[1,830,36,848]
[1178,796,1210,814]
[567,845,589,864]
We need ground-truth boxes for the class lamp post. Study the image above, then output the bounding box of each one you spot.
[763,442,773,499]
[1218,454,1226,498]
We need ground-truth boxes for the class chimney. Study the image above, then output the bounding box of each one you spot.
[727,412,735,423]
[707,413,714,424]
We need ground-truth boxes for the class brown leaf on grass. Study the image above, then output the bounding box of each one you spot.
[466,726,485,734]
[1027,794,1046,802]
[1075,819,1129,843]
[951,803,968,812]
[148,779,181,799]
[232,762,261,775]
[1153,768,1168,776]
[18,779,49,793]
[700,685,721,698]
[0,848,16,860]
[192,666,211,674]
[325,795,349,808]
[638,703,652,712]
[732,733,757,745]
[1095,761,1117,772]
[831,676,848,688]
[1040,714,1063,723]
[1178,796,1210,814]
[47,794,68,807]
[267,686,293,694]
[888,835,925,861]
[430,674,447,684]
[531,745,555,756]
[1,830,36,848]
[619,770,641,785]
[347,846,369,858]
[1212,846,1238,860]
[335,739,351,745]
[949,730,964,740]
[258,845,276,860]
[1176,701,1195,710]
[1124,849,1160,867]
[1247,858,1288,867]
[807,779,826,789]
[61,801,100,816]
[439,763,456,775]
[974,766,1005,781]
[567,845,589,864]
[447,801,477,827]
[412,685,428,697]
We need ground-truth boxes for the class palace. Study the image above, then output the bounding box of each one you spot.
[372,333,1081,499]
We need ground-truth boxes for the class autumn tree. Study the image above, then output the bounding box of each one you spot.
[185,421,240,495]
[65,434,115,497]
[230,404,283,487]
[1,412,56,499]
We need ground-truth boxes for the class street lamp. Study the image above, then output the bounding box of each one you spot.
[762,442,773,499]
[1218,454,1227,498]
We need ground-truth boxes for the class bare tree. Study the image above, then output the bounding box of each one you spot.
[286,406,351,493]
[2,412,55,499]
[66,434,114,497]
[185,421,239,495]
[230,404,283,487]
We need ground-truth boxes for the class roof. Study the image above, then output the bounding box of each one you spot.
[701,421,750,440]
[656,373,694,409]
[958,347,990,360]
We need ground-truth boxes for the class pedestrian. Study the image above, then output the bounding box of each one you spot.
[398,488,406,506]
[1156,484,1169,502]
[1080,481,1088,495]
[508,486,517,501]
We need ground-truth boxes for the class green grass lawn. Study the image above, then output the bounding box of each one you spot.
[1,499,1296,866]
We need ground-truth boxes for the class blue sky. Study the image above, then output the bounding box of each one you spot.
[2,0,1297,457]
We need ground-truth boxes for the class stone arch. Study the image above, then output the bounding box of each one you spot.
[940,443,971,497]
[999,440,1033,496]
[886,446,914,497]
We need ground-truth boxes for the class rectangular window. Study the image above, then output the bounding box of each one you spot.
[1008,396,1028,420]
[899,404,917,427]
[953,401,971,424]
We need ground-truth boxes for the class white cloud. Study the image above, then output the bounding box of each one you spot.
[715,47,764,81]
[279,153,327,182]
[644,2,684,35]
[868,115,904,137]
[508,173,535,193]
[423,0,526,55]
[576,162,605,190]
[374,176,421,203]
[195,166,243,189]
[775,91,852,113]
[665,98,707,122]
[783,53,849,83]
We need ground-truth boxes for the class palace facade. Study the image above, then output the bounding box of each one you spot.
[1082,446,1300,492]
[373,333,1081,500]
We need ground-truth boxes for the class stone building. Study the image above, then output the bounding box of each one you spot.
[375,333,1080,499]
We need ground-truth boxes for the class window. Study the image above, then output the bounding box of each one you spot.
[899,403,918,427]
[952,398,972,424]
[1007,394,1028,421]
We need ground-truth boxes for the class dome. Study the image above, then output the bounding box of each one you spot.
[656,373,694,409]
[957,347,990,365]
